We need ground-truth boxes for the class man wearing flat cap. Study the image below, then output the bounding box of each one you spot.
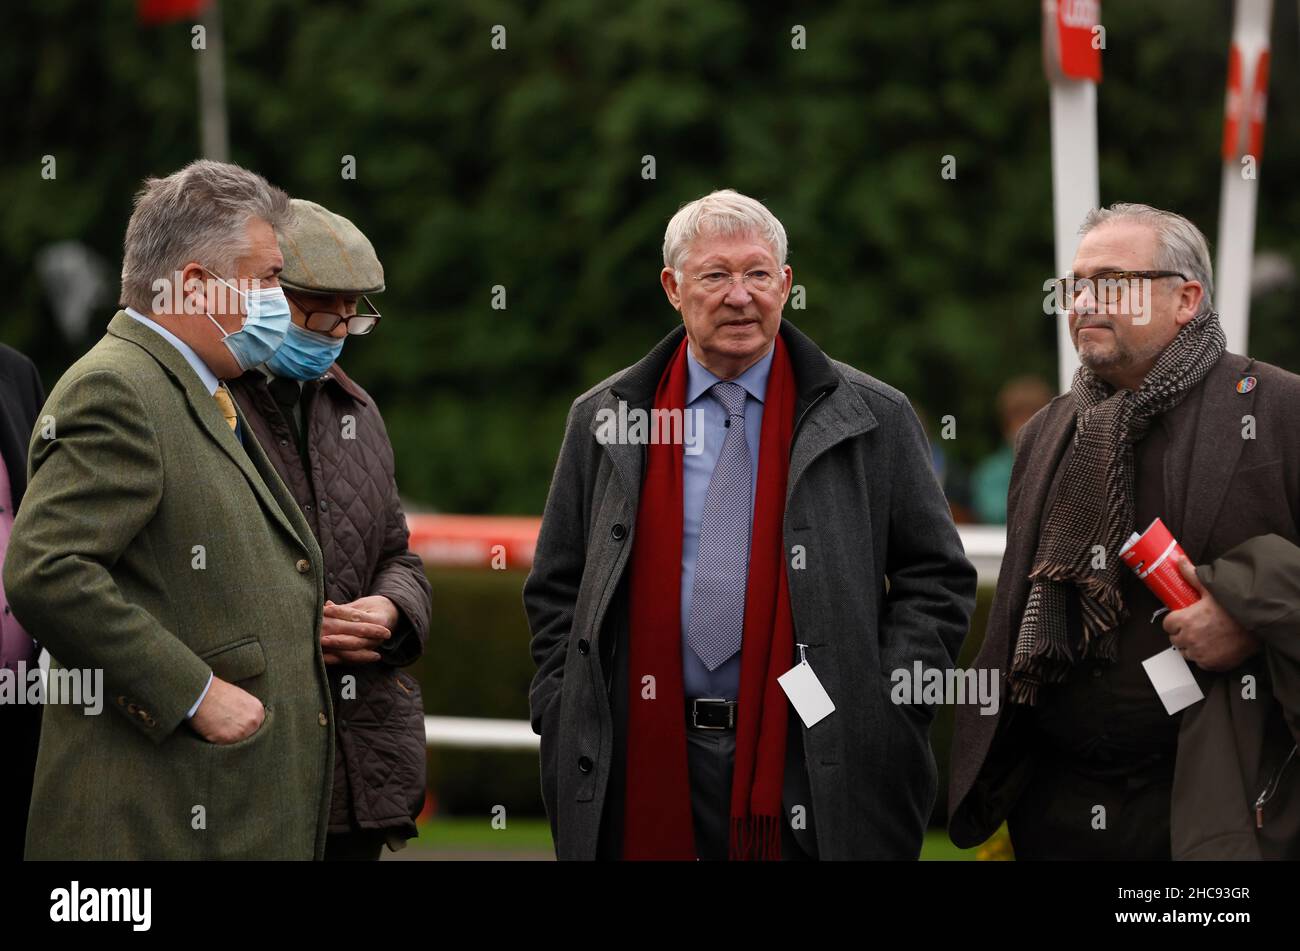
[227,199,432,861]
[525,189,975,860]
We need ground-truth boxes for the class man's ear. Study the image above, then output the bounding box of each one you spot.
[179,261,208,317]
[660,266,683,311]
[1176,280,1205,326]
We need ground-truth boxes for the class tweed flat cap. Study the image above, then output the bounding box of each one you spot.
[277,199,385,295]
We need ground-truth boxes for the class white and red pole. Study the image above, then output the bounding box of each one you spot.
[1043,0,1102,392]
[1216,0,1272,355]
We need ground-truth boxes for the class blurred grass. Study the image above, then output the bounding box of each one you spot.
[405,818,986,860]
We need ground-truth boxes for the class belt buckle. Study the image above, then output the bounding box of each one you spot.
[691,698,734,731]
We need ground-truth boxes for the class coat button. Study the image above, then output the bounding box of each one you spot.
[319,500,328,511]
[611,523,626,540]
[318,711,328,726]
[577,755,593,773]
[577,638,590,656]
[296,559,311,573]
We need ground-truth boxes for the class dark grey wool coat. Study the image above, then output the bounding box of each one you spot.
[524,319,976,860]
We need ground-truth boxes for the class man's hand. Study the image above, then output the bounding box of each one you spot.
[1162,556,1262,672]
[321,595,397,666]
[190,676,265,744]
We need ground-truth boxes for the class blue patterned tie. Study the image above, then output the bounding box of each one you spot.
[686,381,751,671]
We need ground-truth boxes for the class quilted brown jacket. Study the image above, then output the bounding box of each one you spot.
[229,363,431,840]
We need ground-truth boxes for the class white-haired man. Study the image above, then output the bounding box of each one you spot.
[950,203,1300,859]
[525,189,976,860]
[6,160,334,859]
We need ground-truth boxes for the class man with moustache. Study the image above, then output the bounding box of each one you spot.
[526,189,975,860]
[950,203,1300,859]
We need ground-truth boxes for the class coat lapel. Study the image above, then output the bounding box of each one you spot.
[106,312,307,552]
[588,390,645,503]
[787,383,875,500]
[1013,397,1076,553]
[1178,353,1255,562]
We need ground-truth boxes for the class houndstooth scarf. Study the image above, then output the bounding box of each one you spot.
[1007,310,1226,705]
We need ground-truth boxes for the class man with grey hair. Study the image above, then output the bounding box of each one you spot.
[5,160,336,858]
[950,202,1300,859]
[526,189,976,860]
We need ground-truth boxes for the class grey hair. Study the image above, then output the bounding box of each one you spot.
[119,160,292,312]
[1078,202,1214,312]
[663,189,788,274]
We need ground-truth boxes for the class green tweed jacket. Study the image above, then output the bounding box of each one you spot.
[4,311,334,859]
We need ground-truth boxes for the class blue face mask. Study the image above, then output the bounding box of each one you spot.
[266,321,346,380]
[203,271,293,372]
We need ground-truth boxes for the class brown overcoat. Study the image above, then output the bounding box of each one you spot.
[950,351,1300,859]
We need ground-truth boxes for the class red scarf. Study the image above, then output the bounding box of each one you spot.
[622,335,797,860]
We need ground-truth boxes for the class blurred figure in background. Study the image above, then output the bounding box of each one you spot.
[970,376,1053,523]
[227,199,431,861]
[0,344,45,861]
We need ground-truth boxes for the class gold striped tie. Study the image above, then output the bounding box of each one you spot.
[213,385,239,431]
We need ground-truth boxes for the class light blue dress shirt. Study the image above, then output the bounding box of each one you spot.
[126,307,216,718]
[680,342,773,700]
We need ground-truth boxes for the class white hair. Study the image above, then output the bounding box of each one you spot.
[1079,202,1214,312]
[662,189,788,274]
[119,160,292,312]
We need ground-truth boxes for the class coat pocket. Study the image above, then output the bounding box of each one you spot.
[199,637,267,685]
[190,703,274,753]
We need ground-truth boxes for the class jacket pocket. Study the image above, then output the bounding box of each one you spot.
[191,703,273,752]
[200,637,267,684]
[1255,743,1298,830]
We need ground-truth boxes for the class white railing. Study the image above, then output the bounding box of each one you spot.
[424,715,538,751]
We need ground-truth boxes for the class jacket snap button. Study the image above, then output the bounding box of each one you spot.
[577,638,590,655]
[296,559,311,573]
[319,500,328,511]
[577,756,593,773]
[318,711,328,726]
[611,523,626,540]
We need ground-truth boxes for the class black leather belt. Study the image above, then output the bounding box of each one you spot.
[686,698,738,731]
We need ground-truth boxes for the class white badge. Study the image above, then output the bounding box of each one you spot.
[1141,646,1205,716]
[778,645,835,728]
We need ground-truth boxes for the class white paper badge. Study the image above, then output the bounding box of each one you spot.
[1141,646,1205,716]
[778,659,835,728]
